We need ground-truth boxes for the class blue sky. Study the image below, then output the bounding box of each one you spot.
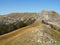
[0,0,60,15]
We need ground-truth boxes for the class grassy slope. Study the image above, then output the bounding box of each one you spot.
[0,19,60,45]
[0,19,43,45]
[45,29,60,41]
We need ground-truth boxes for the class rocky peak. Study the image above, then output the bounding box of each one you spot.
[41,10,57,15]
[39,10,60,29]
[40,10,60,21]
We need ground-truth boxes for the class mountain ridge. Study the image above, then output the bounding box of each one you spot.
[0,10,60,45]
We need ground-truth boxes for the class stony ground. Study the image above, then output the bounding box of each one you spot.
[5,28,59,45]
[0,19,60,45]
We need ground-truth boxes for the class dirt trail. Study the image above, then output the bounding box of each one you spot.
[0,19,60,45]
[0,19,42,44]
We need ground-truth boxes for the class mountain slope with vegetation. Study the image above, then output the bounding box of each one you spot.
[0,13,37,35]
[0,10,60,45]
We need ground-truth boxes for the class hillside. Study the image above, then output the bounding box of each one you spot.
[0,10,60,45]
[0,13,38,35]
[0,18,60,45]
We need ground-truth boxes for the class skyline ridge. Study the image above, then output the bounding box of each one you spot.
[0,0,60,15]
